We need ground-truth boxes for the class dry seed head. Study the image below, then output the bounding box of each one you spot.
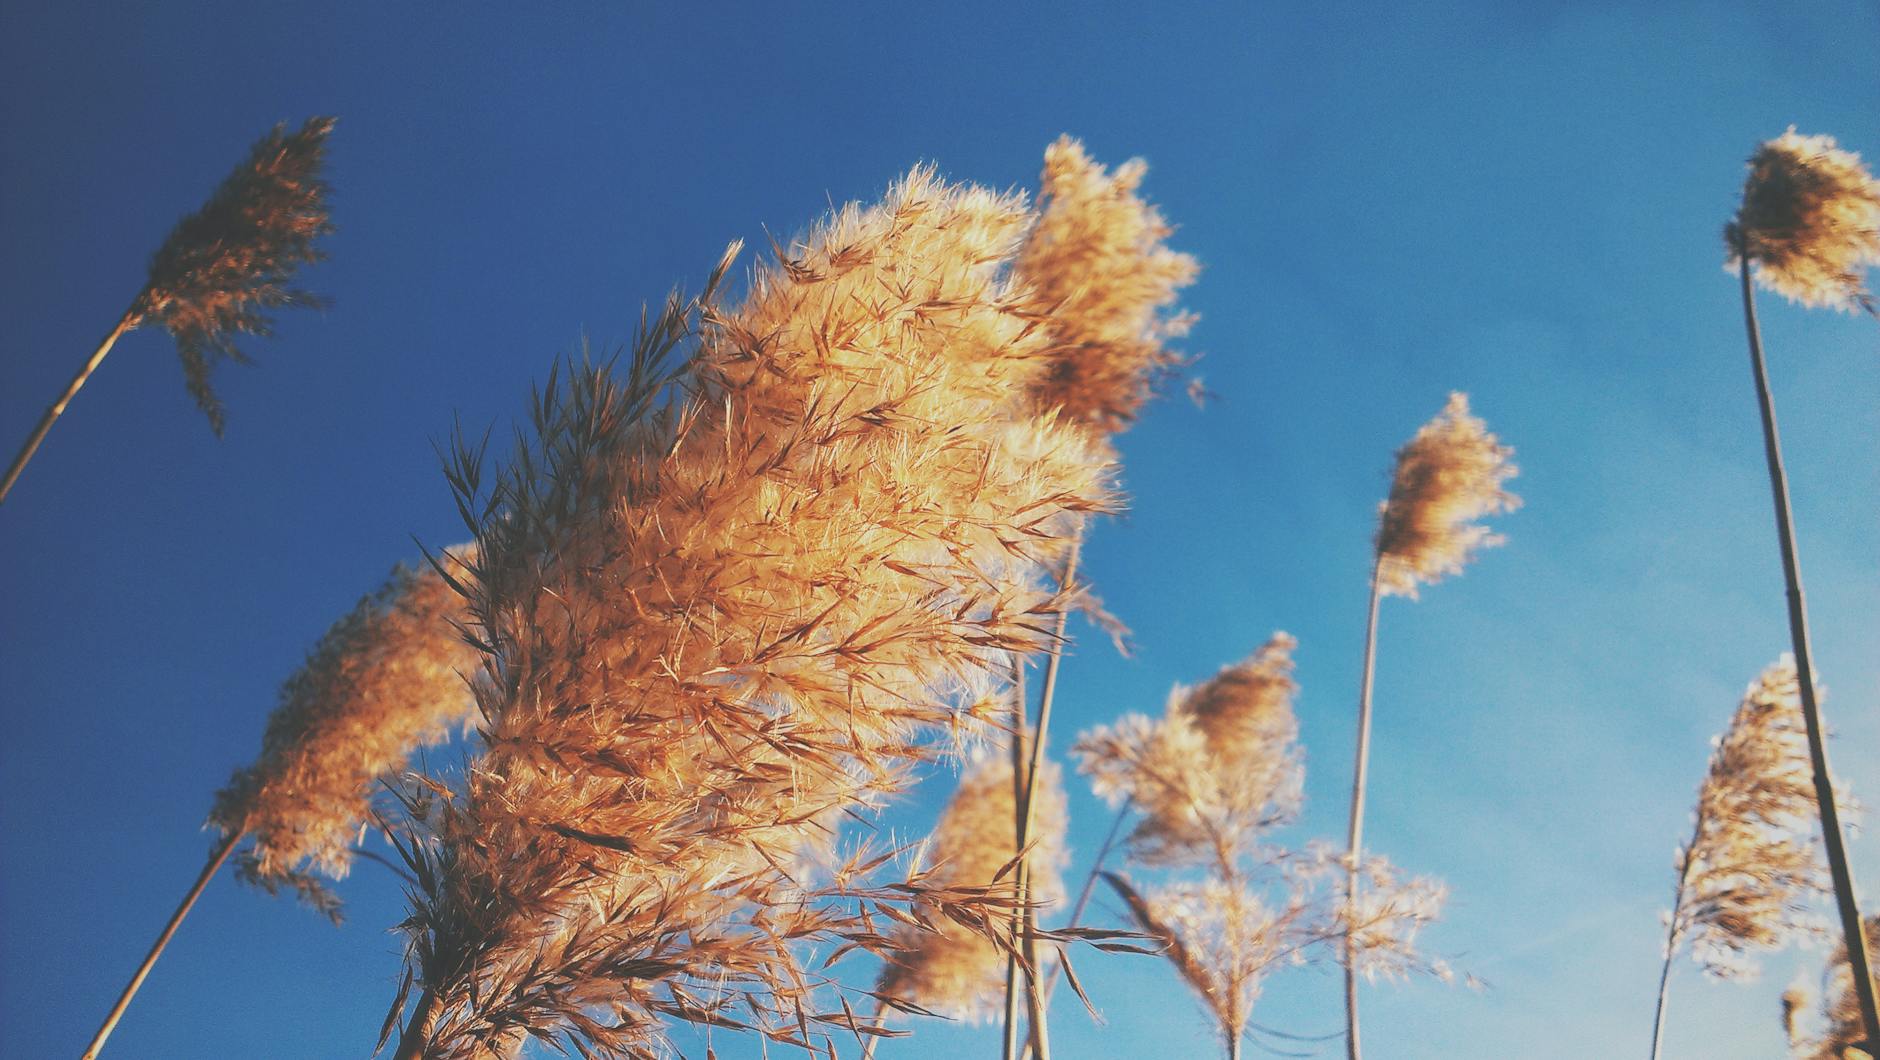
[1727,128,1880,314]
[136,117,337,434]
[1075,633,1304,867]
[1015,136,1199,435]
[1668,657,1830,980]
[875,756,1068,1021]
[1374,392,1520,598]
[210,545,478,884]
[1797,917,1880,1060]
[397,164,1115,1056]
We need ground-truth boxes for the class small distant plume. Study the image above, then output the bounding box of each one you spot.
[1726,128,1880,314]
[135,117,338,433]
[1794,917,1880,1060]
[1374,392,1520,598]
[1664,657,1831,980]
[209,545,478,894]
[1077,633,1303,867]
[876,756,1068,1022]
[1015,136,1199,436]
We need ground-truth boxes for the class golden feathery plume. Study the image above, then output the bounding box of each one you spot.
[877,756,1068,1022]
[2,117,335,505]
[1077,633,1303,869]
[1796,917,1880,1060]
[1014,135,1199,436]
[1649,657,1833,1060]
[211,544,480,889]
[386,167,1114,1060]
[1726,128,1880,315]
[1373,392,1520,599]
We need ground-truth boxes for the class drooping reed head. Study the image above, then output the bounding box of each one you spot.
[1374,392,1520,598]
[209,545,477,887]
[135,116,337,433]
[1015,136,1199,435]
[1076,633,1304,867]
[875,756,1068,1022]
[1669,657,1828,979]
[1727,128,1880,314]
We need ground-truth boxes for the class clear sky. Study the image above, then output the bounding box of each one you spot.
[1,3,1876,1058]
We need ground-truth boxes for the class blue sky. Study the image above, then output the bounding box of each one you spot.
[2,3,1876,1058]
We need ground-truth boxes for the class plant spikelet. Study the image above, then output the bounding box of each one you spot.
[1726,128,1880,314]
[1795,917,1880,1060]
[1665,657,1830,980]
[875,756,1068,1022]
[393,167,1116,1058]
[135,117,337,433]
[1374,392,1520,598]
[209,545,477,886]
[1014,136,1199,435]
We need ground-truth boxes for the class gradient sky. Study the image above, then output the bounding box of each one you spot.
[2,3,1876,1058]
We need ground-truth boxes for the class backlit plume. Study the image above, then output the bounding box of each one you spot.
[1665,657,1830,980]
[1726,128,1880,314]
[135,117,338,433]
[389,167,1114,1058]
[1374,392,1520,598]
[1015,136,1199,435]
[876,756,1068,1022]
[209,546,478,892]
[1794,917,1880,1060]
[1077,633,1304,867]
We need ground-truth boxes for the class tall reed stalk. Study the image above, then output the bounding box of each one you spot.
[1343,558,1384,1060]
[1,117,333,506]
[1723,128,1880,1054]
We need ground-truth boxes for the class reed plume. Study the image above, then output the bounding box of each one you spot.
[1726,128,1880,314]
[383,167,1117,1060]
[999,136,1198,1058]
[1344,391,1516,1060]
[82,545,477,1060]
[875,756,1068,1023]
[1727,127,1880,1054]
[1649,657,1832,1060]
[1078,638,1447,1060]
[1795,918,1880,1060]
[2,117,336,505]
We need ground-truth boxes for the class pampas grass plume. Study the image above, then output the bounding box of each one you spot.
[1727,129,1880,315]
[1374,392,1520,598]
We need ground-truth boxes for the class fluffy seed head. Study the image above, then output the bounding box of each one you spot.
[875,756,1068,1021]
[210,545,478,885]
[1666,657,1830,980]
[1727,128,1880,314]
[1014,136,1198,435]
[135,117,337,433]
[1374,392,1520,598]
[1796,917,1880,1060]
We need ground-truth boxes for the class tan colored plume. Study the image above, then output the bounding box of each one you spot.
[1727,128,1880,314]
[1374,392,1520,598]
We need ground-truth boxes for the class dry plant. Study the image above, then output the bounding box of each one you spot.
[1077,636,1449,1060]
[999,136,1198,1058]
[1649,657,1833,1060]
[380,166,1124,1060]
[871,756,1067,1036]
[81,546,479,1059]
[1792,917,1880,1060]
[1,117,336,505]
[1726,127,1880,1053]
[1343,391,1516,1060]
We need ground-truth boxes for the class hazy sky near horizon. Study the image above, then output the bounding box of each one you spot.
[2,3,1876,1058]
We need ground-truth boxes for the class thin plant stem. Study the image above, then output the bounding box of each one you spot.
[82,828,240,1059]
[1004,654,1030,1060]
[2,310,138,506]
[1343,558,1385,1060]
[1737,241,1880,1052]
[1018,800,1128,1060]
[1227,1027,1243,1060]
[391,987,441,1060]
[1015,536,1081,1060]
[1647,809,1702,1060]
[858,997,890,1060]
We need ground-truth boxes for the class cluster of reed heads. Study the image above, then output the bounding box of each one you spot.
[45,116,1880,1060]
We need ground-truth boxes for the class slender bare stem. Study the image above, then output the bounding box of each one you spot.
[1004,655,1030,1060]
[2,310,139,506]
[391,987,440,1060]
[1019,800,1128,1060]
[82,828,239,1059]
[1343,559,1385,1060]
[858,997,890,1060]
[1014,537,1080,1060]
[1647,809,1702,1060]
[1737,243,1880,1053]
